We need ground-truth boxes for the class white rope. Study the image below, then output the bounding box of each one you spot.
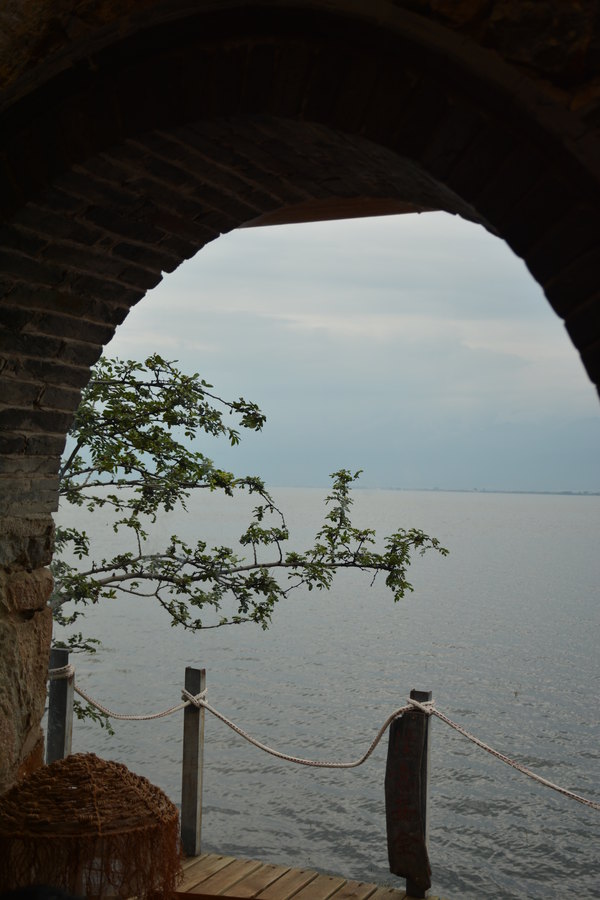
[182,688,413,768]
[72,683,207,722]
[407,698,600,812]
[48,664,75,680]
[48,667,600,809]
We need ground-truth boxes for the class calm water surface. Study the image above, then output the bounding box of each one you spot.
[52,490,600,900]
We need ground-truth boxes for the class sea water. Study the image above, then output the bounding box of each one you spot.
[52,489,600,899]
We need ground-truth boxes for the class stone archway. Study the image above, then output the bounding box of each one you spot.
[1,0,599,791]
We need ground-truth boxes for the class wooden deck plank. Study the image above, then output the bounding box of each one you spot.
[182,854,237,874]
[327,881,379,900]
[229,862,293,897]
[291,873,347,900]
[368,889,406,900]
[197,859,265,894]
[183,854,238,879]
[178,856,445,900]
[255,866,320,900]
[180,855,238,891]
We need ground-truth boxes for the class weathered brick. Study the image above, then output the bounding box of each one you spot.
[56,338,105,368]
[421,99,484,184]
[34,309,115,345]
[565,294,600,350]
[139,200,219,243]
[112,142,193,189]
[476,141,550,232]
[0,456,59,476]
[0,515,54,569]
[527,207,600,286]
[2,130,55,212]
[189,184,264,223]
[53,168,141,210]
[36,186,87,215]
[158,234,199,261]
[445,122,519,205]
[545,247,600,317]
[0,248,64,287]
[0,225,48,257]
[0,434,27,455]
[298,44,347,125]
[134,178,225,231]
[25,433,67,457]
[0,408,73,434]
[0,154,25,218]
[2,489,59,515]
[4,357,91,390]
[0,380,80,414]
[579,340,600,386]
[356,54,418,145]
[14,204,102,245]
[37,382,82,412]
[0,305,113,347]
[55,269,142,307]
[0,305,31,331]
[502,172,575,256]
[113,263,163,291]
[80,154,133,185]
[0,330,64,361]
[2,283,130,327]
[0,333,102,373]
[162,127,287,208]
[83,205,166,244]
[189,44,245,118]
[111,240,179,273]
[0,474,32,497]
[0,379,44,407]
[3,569,53,613]
[42,241,163,291]
[0,603,53,788]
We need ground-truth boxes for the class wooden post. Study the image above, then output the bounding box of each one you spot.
[406,689,432,899]
[46,647,74,763]
[180,666,206,857]
[385,688,432,899]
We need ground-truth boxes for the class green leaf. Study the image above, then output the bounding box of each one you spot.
[52,357,448,731]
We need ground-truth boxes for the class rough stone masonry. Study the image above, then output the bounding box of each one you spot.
[1,0,599,793]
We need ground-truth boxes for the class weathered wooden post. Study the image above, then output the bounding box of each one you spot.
[406,688,432,898]
[180,666,206,857]
[46,647,74,763]
[385,688,432,899]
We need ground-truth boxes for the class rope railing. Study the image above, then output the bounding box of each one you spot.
[182,688,414,769]
[408,697,600,812]
[49,665,200,721]
[47,666,600,810]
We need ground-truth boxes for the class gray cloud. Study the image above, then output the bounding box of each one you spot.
[107,212,600,492]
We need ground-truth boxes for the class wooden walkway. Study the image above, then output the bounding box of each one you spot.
[178,853,447,900]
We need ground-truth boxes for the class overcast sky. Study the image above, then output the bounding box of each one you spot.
[106,211,600,493]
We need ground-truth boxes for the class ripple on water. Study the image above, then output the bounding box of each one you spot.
[55,490,600,900]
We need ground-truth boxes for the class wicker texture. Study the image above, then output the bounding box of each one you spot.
[0,753,182,898]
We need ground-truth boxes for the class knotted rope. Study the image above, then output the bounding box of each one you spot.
[48,668,600,809]
[408,697,600,811]
[49,666,206,721]
[182,688,413,768]
[48,664,75,680]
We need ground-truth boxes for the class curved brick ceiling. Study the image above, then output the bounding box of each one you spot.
[1,0,600,790]
[1,4,599,516]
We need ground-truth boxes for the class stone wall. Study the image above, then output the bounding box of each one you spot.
[0,517,54,793]
[0,0,599,793]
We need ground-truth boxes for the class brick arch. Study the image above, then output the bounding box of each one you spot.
[1,2,599,790]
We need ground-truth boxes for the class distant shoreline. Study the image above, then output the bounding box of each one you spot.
[368,486,600,496]
[269,485,600,496]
